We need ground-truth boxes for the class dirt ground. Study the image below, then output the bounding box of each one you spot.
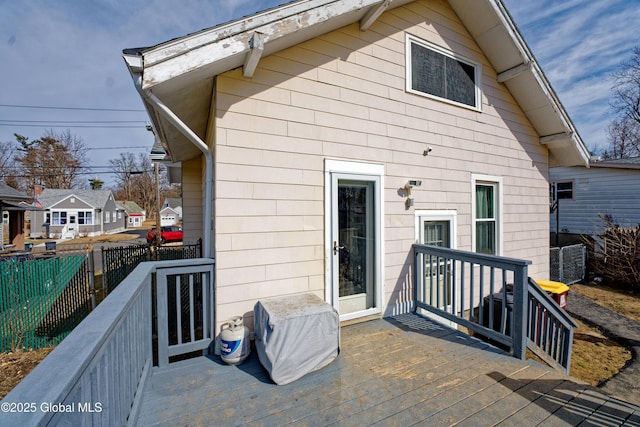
[1,282,638,399]
[0,346,54,399]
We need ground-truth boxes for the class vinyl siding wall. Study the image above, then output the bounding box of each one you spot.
[550,166,640,235]
[208,0,549,325]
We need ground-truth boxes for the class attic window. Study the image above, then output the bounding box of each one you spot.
[406,34,481,110]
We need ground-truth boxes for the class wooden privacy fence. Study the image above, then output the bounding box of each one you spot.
[101,239,202,295]
[0,248,95,352]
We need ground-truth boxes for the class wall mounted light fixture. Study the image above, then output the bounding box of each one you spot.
[404,180,422,196]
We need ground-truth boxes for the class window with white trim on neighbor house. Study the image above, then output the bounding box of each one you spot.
[406,34,481,109]
[472,176,501,256]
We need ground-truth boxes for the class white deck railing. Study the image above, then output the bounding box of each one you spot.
[0,258,215,427]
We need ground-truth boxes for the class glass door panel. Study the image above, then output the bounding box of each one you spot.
[334,179,376,316]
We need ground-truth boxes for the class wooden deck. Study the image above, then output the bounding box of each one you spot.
[136,314,640,426]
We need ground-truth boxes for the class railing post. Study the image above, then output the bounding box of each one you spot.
[413,246,419,313]
[512,264,528,360]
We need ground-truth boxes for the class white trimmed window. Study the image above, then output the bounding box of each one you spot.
[406,34,481,110]
[52,211,67,225]
[472,175,502,255]
[104,211,110,224]
[78,211,93,225]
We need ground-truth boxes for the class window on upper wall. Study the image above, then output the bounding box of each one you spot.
[472,175,502,256]
[406,34,481,110]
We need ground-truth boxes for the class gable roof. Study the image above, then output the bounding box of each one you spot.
[0,182,32,202]
[39,189,116,209]
[117,200,145,214]
[123,0,589,168]
[163,198,182,209]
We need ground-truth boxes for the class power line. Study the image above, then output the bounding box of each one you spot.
[0,119,146,124]
[0,123,142,128]
[0,104,146,112]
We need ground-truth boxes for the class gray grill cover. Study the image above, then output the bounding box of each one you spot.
[254,293,340,385]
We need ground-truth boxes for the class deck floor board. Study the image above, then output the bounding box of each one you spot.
[136,314,640,426]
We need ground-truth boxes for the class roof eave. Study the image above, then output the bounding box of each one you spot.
[124,0,590,167]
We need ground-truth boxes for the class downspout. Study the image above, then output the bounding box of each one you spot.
[133,76,214,259]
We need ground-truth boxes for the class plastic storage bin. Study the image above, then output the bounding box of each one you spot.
[535,279,569,309]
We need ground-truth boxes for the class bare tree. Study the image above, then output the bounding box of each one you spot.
[602,116,640,159]
[14,130,88,191]
[0,140,20,189]
[606,47,640,158]
[109,152,139,200]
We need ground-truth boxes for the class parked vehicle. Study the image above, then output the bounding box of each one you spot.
[147,226,183,244]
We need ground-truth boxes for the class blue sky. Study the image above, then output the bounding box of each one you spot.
[1,0,638,186]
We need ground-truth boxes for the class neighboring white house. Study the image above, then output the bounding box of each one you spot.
[550,157,640,237]
[31,189,125,239]
[123,0,589,328]
[160,198,182,226]
[160,206,180,226]
[117,200,147,228]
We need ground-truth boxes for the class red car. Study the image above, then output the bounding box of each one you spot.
[147,226,183,244]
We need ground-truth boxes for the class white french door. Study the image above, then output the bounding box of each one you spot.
[326,160,383,321]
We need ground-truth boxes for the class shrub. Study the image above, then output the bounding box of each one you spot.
[586,217,640,291]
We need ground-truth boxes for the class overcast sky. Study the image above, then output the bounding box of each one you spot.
[1,0,638,186]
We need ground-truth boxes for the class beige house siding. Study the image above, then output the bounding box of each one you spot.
[181,157,204,243]
[212,0,549,325]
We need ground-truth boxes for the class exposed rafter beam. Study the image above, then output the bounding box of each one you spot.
[360,0,392,31]
[496,62,531,83]
[243,32,265,78]
[540,132,572,145]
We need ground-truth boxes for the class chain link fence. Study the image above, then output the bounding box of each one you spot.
[550,244,586,284]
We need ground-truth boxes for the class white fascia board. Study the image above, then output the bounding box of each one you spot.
[123,54,142,73]
[140,0,382,89]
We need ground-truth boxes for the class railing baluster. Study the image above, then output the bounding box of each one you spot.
[412,244,576,373]
[176,275,182,345]
[189,274,195,344]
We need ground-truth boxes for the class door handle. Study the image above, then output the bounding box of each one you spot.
[333,241,344,255]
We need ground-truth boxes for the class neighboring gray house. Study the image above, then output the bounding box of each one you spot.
[550,157,640,237]
[31,189,125,239]
[0,182,33,251]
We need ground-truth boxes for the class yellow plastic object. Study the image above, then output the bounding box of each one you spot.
[535,279,569,295]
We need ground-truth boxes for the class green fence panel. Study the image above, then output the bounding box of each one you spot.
[0,254,87,352]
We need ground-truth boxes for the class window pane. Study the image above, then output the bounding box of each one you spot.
[410,40,477,108]
[476,185,494,219]
[423,221,450,247]
[476,221,496,255]
[411,43,445,98]
[445,56,475,106]
[556,182,573,199]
